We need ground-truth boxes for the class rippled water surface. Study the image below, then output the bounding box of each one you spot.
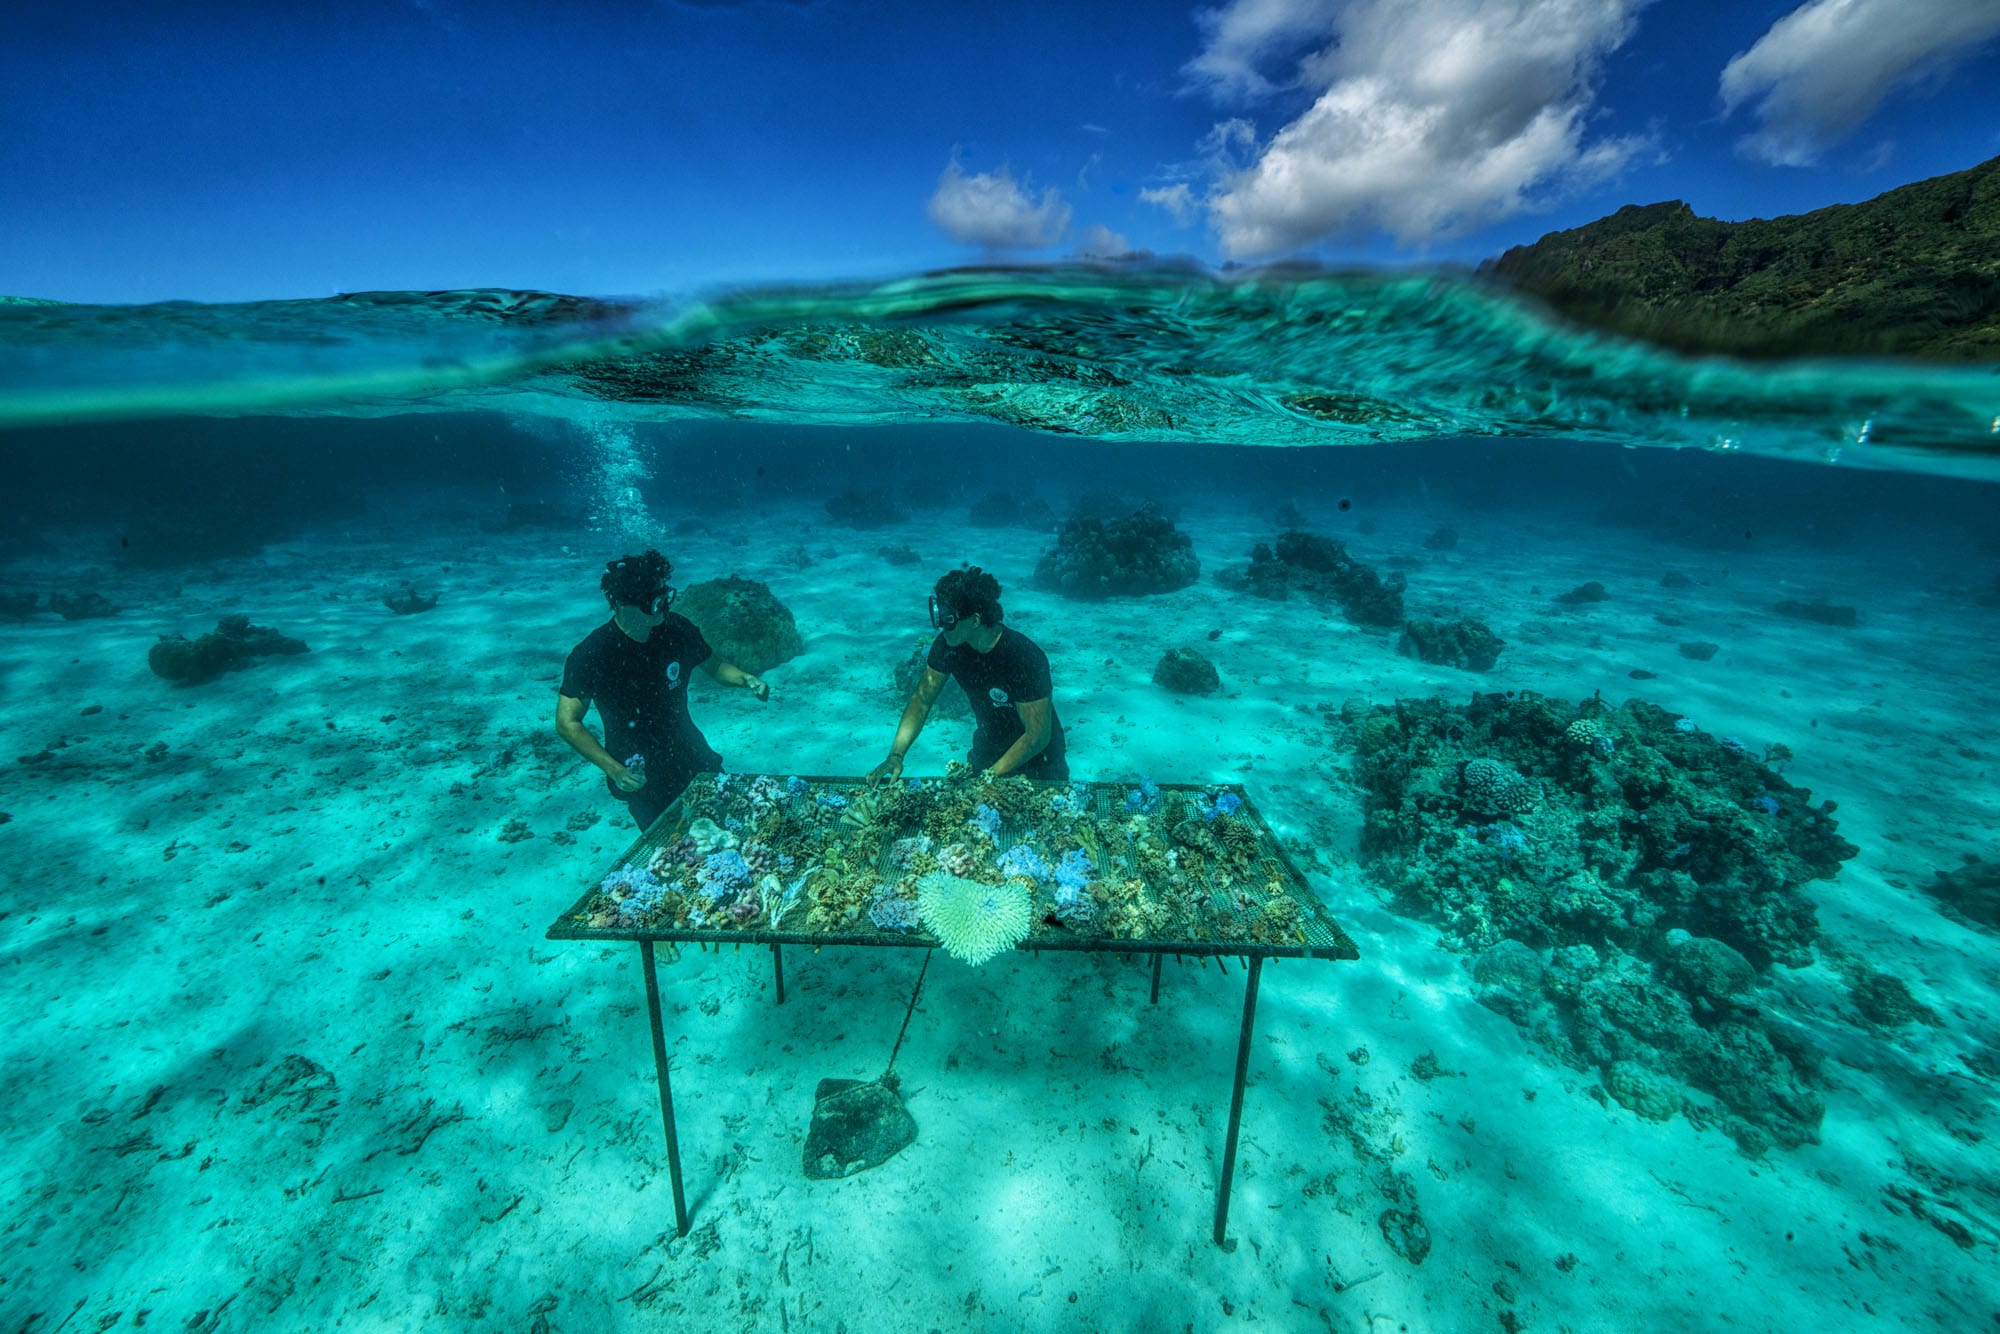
[5,267,1996,475]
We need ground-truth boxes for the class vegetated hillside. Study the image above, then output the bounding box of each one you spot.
[1481,156,2000,361]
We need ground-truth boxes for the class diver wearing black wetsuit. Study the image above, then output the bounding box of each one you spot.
[555,549,770,830]
[869,566,1068,783]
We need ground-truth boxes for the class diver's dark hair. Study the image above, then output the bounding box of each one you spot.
[934,565,1003,625]
[602,549,673,607]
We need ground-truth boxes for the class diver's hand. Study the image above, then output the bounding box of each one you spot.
[743,675,770,701]
[608,764,647,793]
[867,753,904,784]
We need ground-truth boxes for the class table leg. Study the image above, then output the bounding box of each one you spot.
[641,940,690,1237]
[1212,955,1263,1248]
[772,943,786,1005]
[1149,952,1163,1004]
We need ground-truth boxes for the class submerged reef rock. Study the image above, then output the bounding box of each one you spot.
[1605,1061,1680,1122]
[823,489,906,529]
[1398,617,1505,671]
[1481,156,2000,362]
[803,1077,916,1179]
[1340,691,1857,1151]
[1660,929,1756,1003]
[382,584,439,615]
[1378,1208,1431,1265]
[893,638,971,719]
[148,613,309,685]
[1554,581,1609,605]
[1033,503,1198,598]
[1472,939,1545,993]
[0,591,37,620]
[674,576,803,674]
[1152,646,1222,696]
[1848,971,1939,1029]
[1924,856,2000,930]
[1217,530,1406,627]
[915,872,1032,964]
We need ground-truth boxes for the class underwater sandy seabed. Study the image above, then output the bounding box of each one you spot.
[1,473,1997,1333]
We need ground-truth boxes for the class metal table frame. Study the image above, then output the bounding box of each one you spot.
[548,780,1358,1249]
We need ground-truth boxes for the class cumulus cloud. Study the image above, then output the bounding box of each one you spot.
[1075,224,1134,258]
[1141,184,1199,225]
[1188,0,1653,257]
[1185,0,1345,102]
[925,159,1073,249]
[1720,0,2000,167]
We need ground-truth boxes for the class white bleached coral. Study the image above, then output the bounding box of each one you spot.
[915,872,1032,965]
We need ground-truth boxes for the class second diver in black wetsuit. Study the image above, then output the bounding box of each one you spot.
[868,565,1069,783]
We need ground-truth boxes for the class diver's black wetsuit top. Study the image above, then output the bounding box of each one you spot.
[560,614,721,826]
[927,626,1068,780]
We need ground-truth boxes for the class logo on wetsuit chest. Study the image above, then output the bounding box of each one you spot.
[665,661,684,690]
[988,686,1011,707]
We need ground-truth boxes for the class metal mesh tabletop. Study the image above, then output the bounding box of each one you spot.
[545,772,1357,961]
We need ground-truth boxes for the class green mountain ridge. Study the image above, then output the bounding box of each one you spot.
[1480,156,2000,361]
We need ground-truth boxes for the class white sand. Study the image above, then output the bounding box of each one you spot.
[2,481,1996,1332]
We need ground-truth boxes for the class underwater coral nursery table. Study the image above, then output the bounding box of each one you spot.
[545,771,1358,1248]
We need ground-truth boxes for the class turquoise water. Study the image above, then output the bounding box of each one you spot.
[2,268,1998,1330]
[5,266,1997,476]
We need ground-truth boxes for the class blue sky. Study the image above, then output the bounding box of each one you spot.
[2,0,1997,303]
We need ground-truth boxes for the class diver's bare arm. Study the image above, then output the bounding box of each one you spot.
[988,697,1053,776]
[894,668,949,755]
[701,658,770,699]
[872,668,945,778]
[555,694,621,776]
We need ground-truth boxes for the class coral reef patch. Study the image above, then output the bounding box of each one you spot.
[1033,503,1199,598]
[1153,646,1222,696]
[1397,617,1505,671]
[1924,855,2000,930]
[1338,691,1858,1152]
[1216,530,1405,627]
[148,614,309,685]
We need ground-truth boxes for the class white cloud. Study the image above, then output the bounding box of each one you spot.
[925,159,1073,249]
[1198,117,1260,169]
[1075,224,1133,258]
[1141,183,1199,225]
[1188,0,1653,257]
[1720,0,2000,167]
[1185,0,1345,102]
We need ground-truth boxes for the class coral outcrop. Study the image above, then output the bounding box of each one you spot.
[674,576,803,674]
[1033,503,1199,598]
[1152,646,1221,696]
[1397,617,1504,671]
[148,614,309,685]
[1216,530,1405,627]
[1341,691,1858,1151]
